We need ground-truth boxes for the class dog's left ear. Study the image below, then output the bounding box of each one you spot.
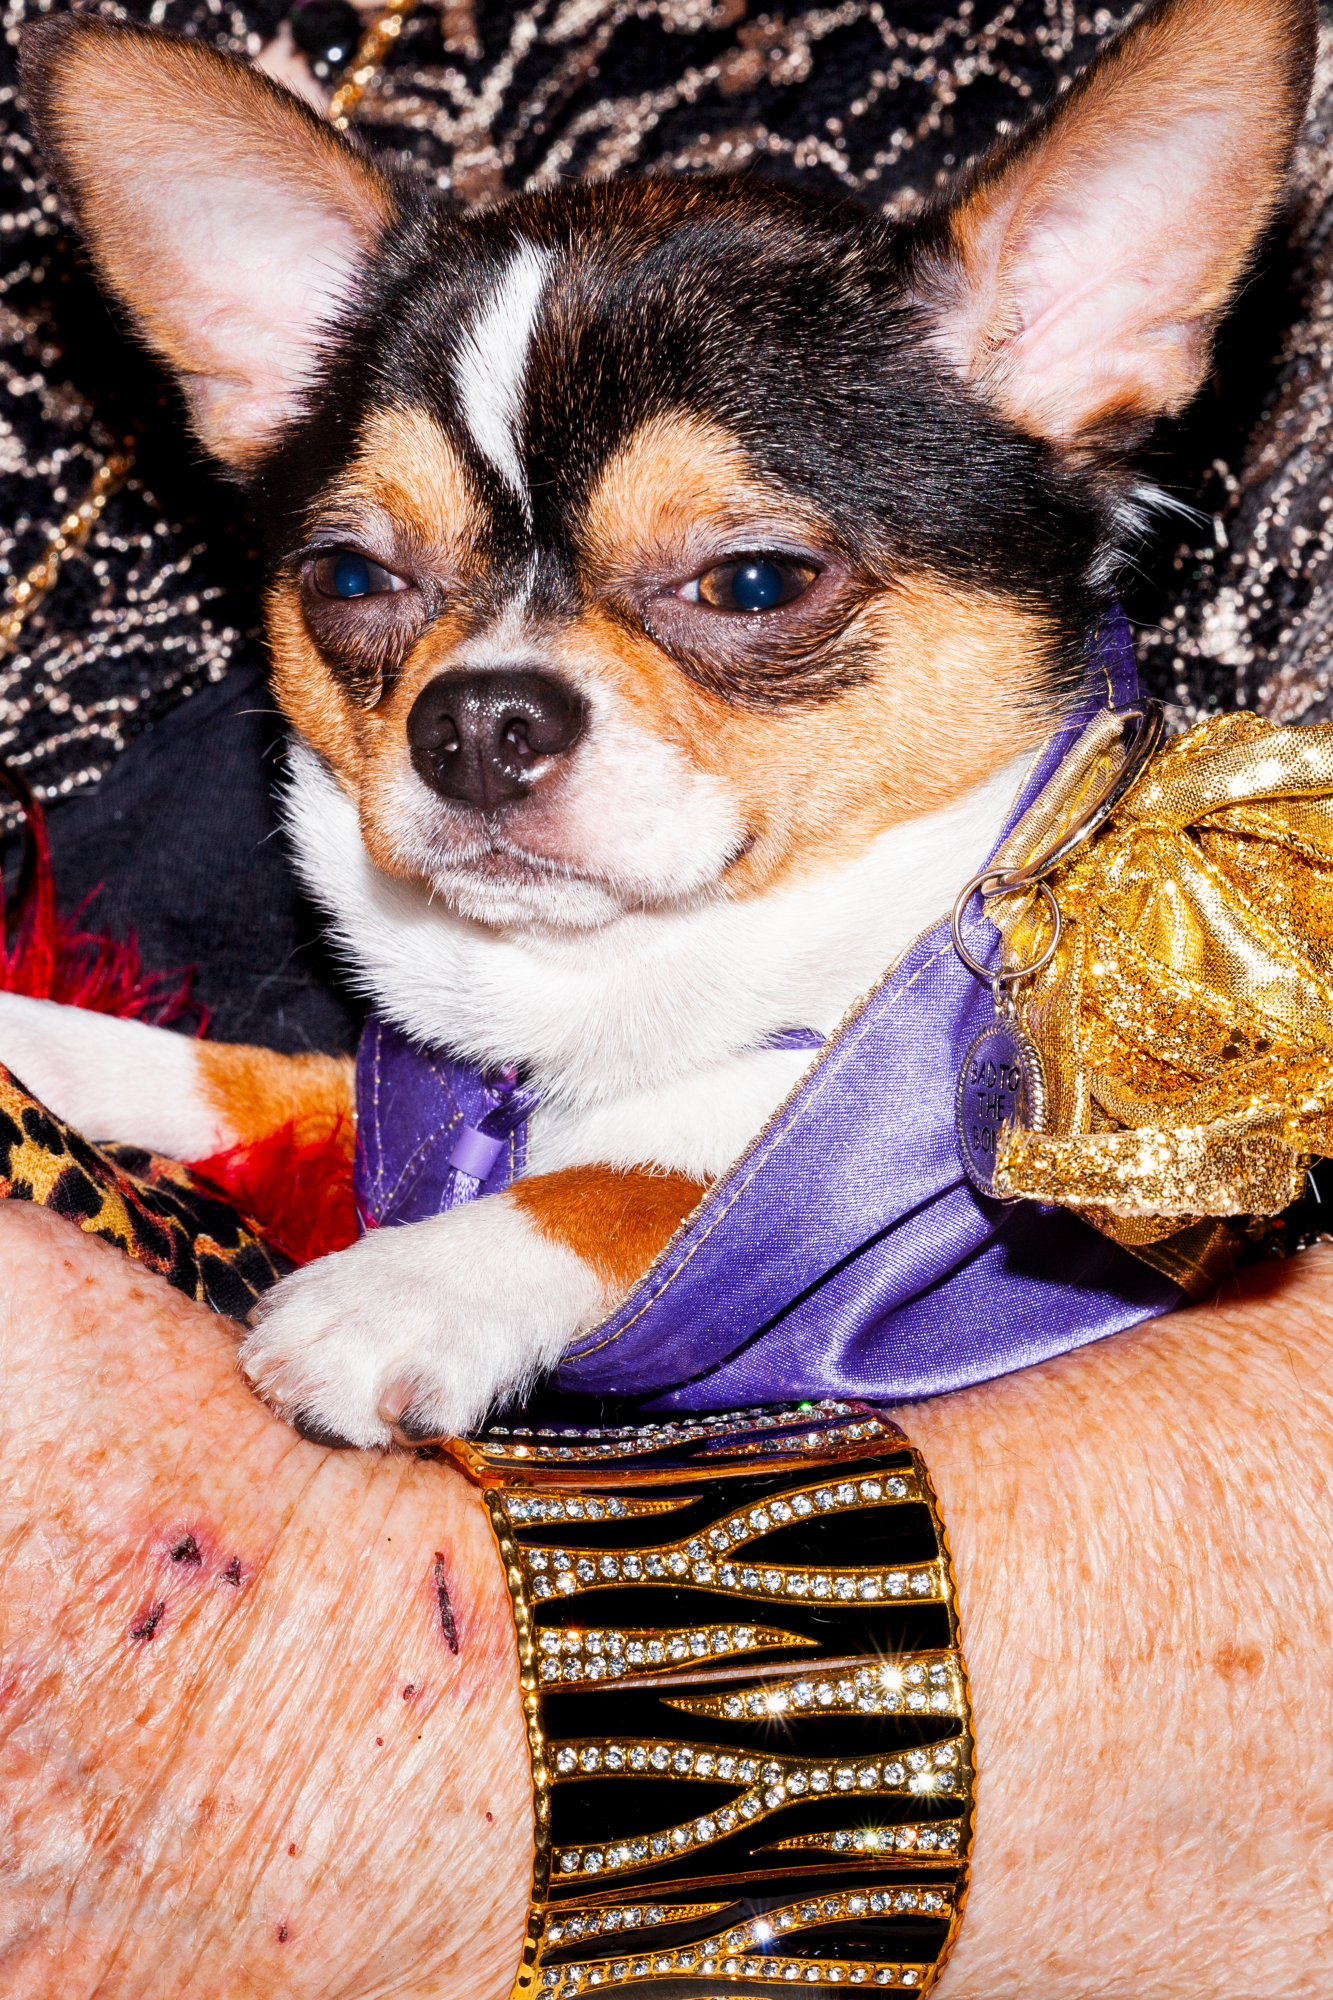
[20,17,401,473]
[912,0,1317,449]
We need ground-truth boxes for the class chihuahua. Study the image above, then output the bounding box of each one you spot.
[2,0,1315,1443]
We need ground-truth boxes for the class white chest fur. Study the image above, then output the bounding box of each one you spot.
[284,742,1034,1180]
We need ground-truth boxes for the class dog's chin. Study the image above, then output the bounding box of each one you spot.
[422,850,644,931]
[393,810,745,934]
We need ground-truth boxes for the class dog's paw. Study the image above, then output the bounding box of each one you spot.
[237,1196,608,1447]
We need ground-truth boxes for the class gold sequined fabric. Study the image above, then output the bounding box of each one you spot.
[987,711,1333,1241]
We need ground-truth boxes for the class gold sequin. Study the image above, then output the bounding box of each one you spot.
[983,710,1333,1239]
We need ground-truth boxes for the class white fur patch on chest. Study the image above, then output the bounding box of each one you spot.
[451,241,551,514]
[284,739,1033,1150]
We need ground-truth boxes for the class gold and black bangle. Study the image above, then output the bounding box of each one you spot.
[448,1399,975,2000]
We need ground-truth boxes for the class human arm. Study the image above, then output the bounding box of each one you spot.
[1,1199,1328,1995]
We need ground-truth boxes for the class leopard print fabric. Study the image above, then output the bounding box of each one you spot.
[0,1062,293,1315]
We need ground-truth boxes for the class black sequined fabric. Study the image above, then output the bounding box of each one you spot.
[5,0,1333,814]
[1,0,288,804]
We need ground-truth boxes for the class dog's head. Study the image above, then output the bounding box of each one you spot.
[23,1,1316,930]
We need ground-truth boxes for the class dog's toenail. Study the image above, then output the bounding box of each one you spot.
[293,1410,356,1448]
[394,1407,445,1444]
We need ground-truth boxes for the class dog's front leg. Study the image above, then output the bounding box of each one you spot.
[239,1166,704,1446]
[0,992,352,1158]
[0,991,228,1155]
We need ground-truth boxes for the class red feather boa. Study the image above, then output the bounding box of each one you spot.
[2,774,355,1266]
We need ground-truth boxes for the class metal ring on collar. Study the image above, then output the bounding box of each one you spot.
[949,700,1164,989]
[989,699,1165,895]
[951,874,1061,987]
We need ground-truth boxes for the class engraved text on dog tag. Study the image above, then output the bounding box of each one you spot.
[955,1016,1048,1196]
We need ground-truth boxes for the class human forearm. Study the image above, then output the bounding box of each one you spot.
[908,1249,1333,1999]
[0,1202,530,2000]
[3,1203,1331,1995]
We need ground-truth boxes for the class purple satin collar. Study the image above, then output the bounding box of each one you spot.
[355,1035,539,1221]
[355,609,1180,1406]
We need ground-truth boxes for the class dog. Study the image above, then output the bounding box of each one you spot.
[3,0,1316,1446]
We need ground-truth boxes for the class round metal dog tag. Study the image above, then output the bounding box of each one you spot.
[955,1018,1048,1195]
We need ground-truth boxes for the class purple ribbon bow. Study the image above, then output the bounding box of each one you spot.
[355,609,1181,1407]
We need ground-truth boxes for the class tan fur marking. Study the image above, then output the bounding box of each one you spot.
[337,409,484,554]
[266,583,368,772]
[546,581,1052,895]
[195,1045,355,1155]
[578,411,822,595]
[266,409,485,845]
[511,1165,706,1295]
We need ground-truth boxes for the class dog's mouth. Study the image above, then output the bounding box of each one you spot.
[394,808,758,925]
[442,831,610,889]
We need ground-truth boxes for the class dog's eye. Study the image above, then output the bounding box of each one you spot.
[682,555,818,613]
[312,552,407,600]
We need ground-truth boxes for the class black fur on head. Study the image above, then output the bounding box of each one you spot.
[255,175,1110,712]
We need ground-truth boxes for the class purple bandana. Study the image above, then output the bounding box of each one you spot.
[356,610,1181,1407]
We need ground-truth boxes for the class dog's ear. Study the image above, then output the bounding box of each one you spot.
[20,17,399,473]
[911,0,1317,449]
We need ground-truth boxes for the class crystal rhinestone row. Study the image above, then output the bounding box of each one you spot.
[543,1890,952,1994]
[669,1653,961,1721]
[541,1950,933,1992]
[717,1418,894,1459]
[550,1740,968,1876]
[771,1821,964,1860]
[483,1404,893,1464]
[545,1901,729,1945]
[502,1493,690,1525]
[537,1622,808,1685]
[489,1401,861,1444]
[488,1408,860,1440]
[528,1550,941,1605]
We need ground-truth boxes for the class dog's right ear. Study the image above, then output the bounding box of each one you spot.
[908,0,1317,452]
[20,18,399,474]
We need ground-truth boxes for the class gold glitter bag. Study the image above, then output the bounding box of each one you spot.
[969,706,1333,1272]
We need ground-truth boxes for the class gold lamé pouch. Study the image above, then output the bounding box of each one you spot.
[985,711,1333,1248]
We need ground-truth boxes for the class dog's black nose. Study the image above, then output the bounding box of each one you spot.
[406,669,587,811]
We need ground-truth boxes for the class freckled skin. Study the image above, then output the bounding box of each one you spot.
[2,1201,1333,1994]
[0,1204,528,1999]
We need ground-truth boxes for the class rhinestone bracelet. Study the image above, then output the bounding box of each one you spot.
[447,1399,975,2000]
